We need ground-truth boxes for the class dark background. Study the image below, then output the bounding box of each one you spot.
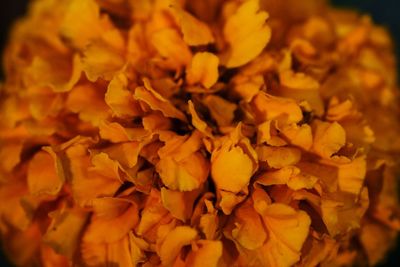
[0,0,400,266]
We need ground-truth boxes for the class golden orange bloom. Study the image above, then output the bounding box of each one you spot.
[1,0,400,266]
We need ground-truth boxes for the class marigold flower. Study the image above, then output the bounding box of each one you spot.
[1,0,400,266]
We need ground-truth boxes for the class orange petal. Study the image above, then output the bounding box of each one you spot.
[279,70,324,116]
[231,200,267,250]
[312,120,346,158]
[256,145,302,169]
[84,198,139,243]
[134,81,187,122]
[188,100,213,137]
[185,240,223,267]
[258,203,311,267]
[150,28,192,69]
[161,187,201,221]
[222,0,271,68]
[67,143,122,204]
[281,124,313,150]
[43,208,89,258]
[82,30,126,82]
[252,92,303,124]
[203,95,236,127]
[186,52,219,88]
[60,0,104,49]
[81,235,135,267]
[212,145,253,192]
[172,6,215,46]
[27,147,64,196]
[105,73,143,117]
[159,226,198,265]
[156,151,209,191]
[66,84,110,126]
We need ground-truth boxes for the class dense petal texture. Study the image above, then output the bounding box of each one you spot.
[0,0,400,266]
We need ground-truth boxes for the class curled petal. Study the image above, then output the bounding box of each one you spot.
[252,92,303,124]
[185,240,223,267]
[256,145,302,169]
[171,6,215,46]
[135,81,187,122]
[231,200,267,250]
[159,226,198,265]
[105,73,143,117]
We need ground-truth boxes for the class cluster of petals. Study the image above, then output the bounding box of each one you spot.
[0,0,400,266]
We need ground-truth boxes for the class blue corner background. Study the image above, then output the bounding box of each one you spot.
[0,0,400,266]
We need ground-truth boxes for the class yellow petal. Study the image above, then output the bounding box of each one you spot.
[256,145,302,169]
[219,189,248,215]
[186,52,219,88]
[280,70,320,90]
[312,120,346,158]
[99,121,149,143]
[279,70,324,116]
[151,28,192,69]
[281,124,313,150]
[158,131,203,162]
[82,30,126,82]
[223,0,271,68]
[232,74,264,102]
[337,156,366,195]
[60,0,104,49]
[252,92,303,124]
[258,203,311,267]
[212,146,253,192]
[172,6,215,46]
[129,232,149,266]
[257,166,300,186]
